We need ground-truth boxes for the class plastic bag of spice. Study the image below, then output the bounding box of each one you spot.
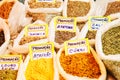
[48,16,79,49]
[8,0,32,35]
[0,18,10,55]
[56,46,106,80]
[63,0,95,22]
[95,19,120,80]
[25,0,63,13]
[17,44,59,80]
[94,0,120,20]
[9,20,48,53]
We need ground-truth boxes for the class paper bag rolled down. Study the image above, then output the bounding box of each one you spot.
[63,0,95,22]
[10,20,48,53]
[56,47,106,80]
[17,51,59,80]
[0,18,10,55]
[25,0,63,13]
[95,19,120,80]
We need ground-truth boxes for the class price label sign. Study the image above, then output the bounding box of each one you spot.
[29,42,54,60]
[89,16,111,30]
[64,38,90,55]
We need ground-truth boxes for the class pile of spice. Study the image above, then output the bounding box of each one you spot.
[25,58,54,80]
[19,36,45,45]
[77,22,86,31]
[60,51,101,78]
[0,31,5,46]
[102,26,120,55]
[0,2,14,19]
[86,30,97,39]
[0,70,18,80]
[55,31,76,44]
[28,0,61,8]
[67,1,90,17]
[26,12,46,22]
[59,74,65,80]
[105,1,120,16]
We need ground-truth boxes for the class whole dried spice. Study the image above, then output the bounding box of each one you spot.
[60,51,101,79]
[25,58,54,80]
[102,26,120,55]
[28,0,61,8]
[105,1,120,16]
[0,70,17,80]
[0,2,14,19]
[86,30,97,39]
[67,1,90,17]
[55,31,76,44]
[0,31,5,46]
[19,36,45,45]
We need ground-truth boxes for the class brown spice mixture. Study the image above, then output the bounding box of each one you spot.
[19,36,45,45]
[28,0,61,8]
[55,31,76,44]
[0,2,14,19]
[105,1,120,16]
[0,31,5,46]
[86,30,97,39]
[26,12,46,22]
[60,51,101,78]
[77,22,85,31]
[67,1,90,17]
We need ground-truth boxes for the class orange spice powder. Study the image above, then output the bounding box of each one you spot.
[60,51,101,79]
[0,2,14,19]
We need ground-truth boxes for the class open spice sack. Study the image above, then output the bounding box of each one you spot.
[63,0,95,22]
[48,16,79,49]
[95,19,120,80]
[9,20,48,53]
[94,0,120,20]
[56,39,106,80]
[0,18,10,55]
[17,42,59,80]
[0,54,23,80]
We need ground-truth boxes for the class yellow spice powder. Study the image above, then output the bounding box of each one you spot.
[25,58,54,80]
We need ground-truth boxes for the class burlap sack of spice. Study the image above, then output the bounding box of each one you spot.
[94,0,120,20]
[56,47,106,80]
[0,18,10,55]
[48,17,79,49]
[25,0,63,13]
[95,19,120,80]
[8,0,32,35]
[9,20,48,53]
[17,51,59,80]
[63,0,95,22]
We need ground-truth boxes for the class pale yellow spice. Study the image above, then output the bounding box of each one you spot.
[25,58,54,80]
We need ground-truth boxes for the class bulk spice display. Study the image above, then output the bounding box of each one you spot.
[0,0,120,80]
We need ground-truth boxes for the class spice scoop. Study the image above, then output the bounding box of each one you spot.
[17,43,59,80]
[0,18,10,55]
[94,0,120,20]
[10,20,48,53]
[48,16,79,49]
[63,0,95,22]
[25,0,63,13]
[56,46,106,80]
[95,19,120,80]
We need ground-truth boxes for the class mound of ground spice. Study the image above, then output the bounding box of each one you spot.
[55,31,76,44]
[60,51,101,79]
[105,1,120,16]
[0,31,5,46]
[67,1,90,17]
[77,22,85,31]
[0,2,14,19]
[28,0,61,8]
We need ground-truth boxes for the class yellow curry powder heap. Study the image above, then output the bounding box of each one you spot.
[60,51,101,79]
[25,58,54,80]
